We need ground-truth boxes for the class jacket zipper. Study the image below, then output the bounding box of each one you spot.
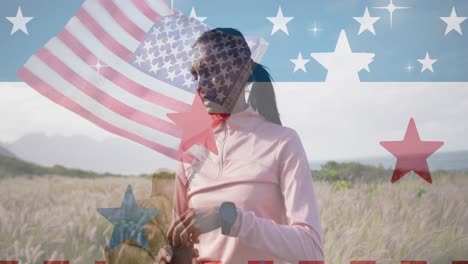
[217,120,228,179]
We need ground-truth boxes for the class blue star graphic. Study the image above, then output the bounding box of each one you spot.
[97,185,160,251]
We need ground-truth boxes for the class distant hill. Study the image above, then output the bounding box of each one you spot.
[5,133,468,174]
[310,150,468,171]
[2,146,466,182]
[0,144,15,158]
[0,154,123,178]
[5,133,176,175]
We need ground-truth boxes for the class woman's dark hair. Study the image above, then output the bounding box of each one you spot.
[194,27,282,126]
[248,62,282,126]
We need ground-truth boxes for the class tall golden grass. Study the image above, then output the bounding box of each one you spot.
[0,174,466,263]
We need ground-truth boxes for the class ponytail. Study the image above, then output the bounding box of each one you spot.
[248,62,282,126]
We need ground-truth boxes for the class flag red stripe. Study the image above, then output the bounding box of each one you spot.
[57,29,192,113]
[132,0,162,22]
[76,8,133,61]
[16,66,193,163]
[36,47,182,139]
[99,0,146,40]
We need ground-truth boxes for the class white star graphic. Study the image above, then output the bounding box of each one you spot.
[134,54,145,66]
[308,21,323,38]
[182,77,194,88]
[310,30,375,83]
[266,6,294,36]
[219,67,229,78]
[89,57,109,75]
[224,77,233,87]
[166,70,177,81]
[353,6,381,35]
[175,56,185,67]
[189,6,207,22]
[440,6,467,35]
[162,61,171,71]
[151,27,162,38]
[146,52,156,64]
[149,63,161,74]
[154,38,165,49]
[216,90,227,101]
[290,52,310,73]
[405,64,413,73]
[167,35,177,47]
[182,44,192,54]
[417,52,437,73]
[247,39,257,50]
[6,6,34,36]
[143,41,153,52]
[373,0,409,29]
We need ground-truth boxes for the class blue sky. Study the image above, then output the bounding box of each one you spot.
[1,0,468,82]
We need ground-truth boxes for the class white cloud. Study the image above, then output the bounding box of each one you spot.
[1,82,467,161]
[0,82,118,143]
[274,82,468,160]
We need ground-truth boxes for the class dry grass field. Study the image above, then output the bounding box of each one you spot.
[0,174,467,263]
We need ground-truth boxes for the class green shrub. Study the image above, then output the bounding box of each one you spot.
[416,186,427,198]
[313,161,392,183]
[331,180,353,191]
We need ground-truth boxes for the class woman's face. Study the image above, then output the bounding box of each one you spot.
[191,52,227,113]
[190,42,252,114]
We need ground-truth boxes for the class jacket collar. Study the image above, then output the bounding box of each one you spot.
[213,104,262,132]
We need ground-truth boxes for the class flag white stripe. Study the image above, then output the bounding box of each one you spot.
[115,0,154,32]
[252,38,270,64]
[145,0,172,16]
[25,56,181,147]
[65,17,194,104]
[82,0,140,51]
[45,37,174,124]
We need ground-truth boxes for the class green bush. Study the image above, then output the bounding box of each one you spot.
[313,161,392,183]
[331,180,353,191]
[0,155,123,178]
[312,160,459,184]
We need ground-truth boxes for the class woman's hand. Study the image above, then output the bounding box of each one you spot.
[166,207,220,247]
[154,245,172,264]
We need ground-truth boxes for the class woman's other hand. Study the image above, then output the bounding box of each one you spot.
[166,207,220,247]
[154,245,172,264]
[154,245,200,264]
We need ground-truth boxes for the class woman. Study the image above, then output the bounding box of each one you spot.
[156,27,324,264]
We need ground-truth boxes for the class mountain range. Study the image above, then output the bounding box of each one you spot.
[3,133,175,175]
[310,150,468,171]
[0,145,15,158]
[2,133,468,174]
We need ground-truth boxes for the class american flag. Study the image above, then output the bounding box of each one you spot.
[14,0,269,162]
[2,0,468,164]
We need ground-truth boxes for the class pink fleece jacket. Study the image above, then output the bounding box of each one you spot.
[172,104,324,264]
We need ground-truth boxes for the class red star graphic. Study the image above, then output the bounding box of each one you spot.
[167,90,220,161]
[380,118,444,184]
